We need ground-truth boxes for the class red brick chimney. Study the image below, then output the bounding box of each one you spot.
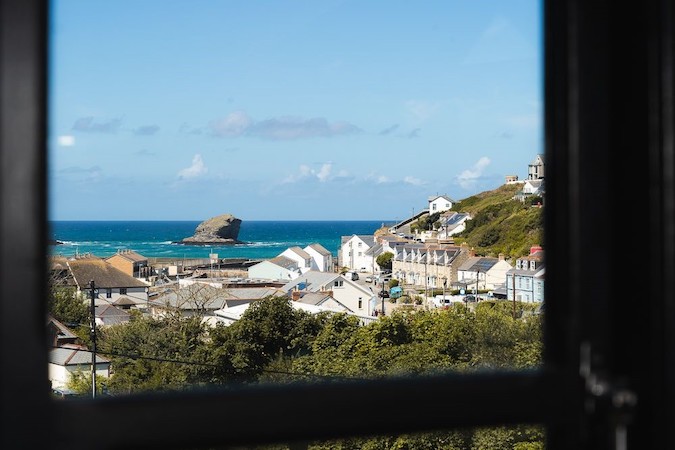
[291,291,302,301]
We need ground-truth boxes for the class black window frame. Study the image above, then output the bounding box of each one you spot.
[2,0,674,449]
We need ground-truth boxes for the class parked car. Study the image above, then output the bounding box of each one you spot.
[464,295,478,303]
[344,271,359,281]
[365,276,374,283]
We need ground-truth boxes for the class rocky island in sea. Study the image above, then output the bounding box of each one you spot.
[177,213,244,245]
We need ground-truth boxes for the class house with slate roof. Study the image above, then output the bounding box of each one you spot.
[66,256,150,306]
[47,315,80,348]
[48,343,110,391]
[282,270,377,316]
[247,255,302,281]
[94,303,131,327]
[456,254,513,292]
[506,247,545,303]
[393,242,471,289]
[438,211,472,238]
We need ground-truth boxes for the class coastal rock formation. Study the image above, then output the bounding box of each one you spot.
[179,214,243,245]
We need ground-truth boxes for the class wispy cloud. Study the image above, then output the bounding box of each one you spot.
[456,157,491,189]
[72,117,122,133]
[178,154,208,179]
[133,125,160,136]
[365,172,391,184]
[403,176,426,186]
[208,112,362,140]
[378,124,399,136]
[135,149,156,156]
[58,165,103,182]
[407,128,421,139]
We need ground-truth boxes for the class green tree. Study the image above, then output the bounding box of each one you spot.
[376,252,394,271]
[48,286,88,327]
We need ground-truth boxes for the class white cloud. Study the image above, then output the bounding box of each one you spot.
[58,135,75,147]
[178,154,208,179]
[209,111,253,137]
[457,157,491,189]
[365,172,391,184]
[403,176,425,186]
[283,163,334,183]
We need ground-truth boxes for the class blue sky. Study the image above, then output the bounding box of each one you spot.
[48,0,542,221]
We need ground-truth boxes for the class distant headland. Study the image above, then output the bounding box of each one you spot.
[175,213,244,245]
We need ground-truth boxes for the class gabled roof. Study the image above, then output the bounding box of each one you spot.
[95,304,131,326]
[283,246,312,260]
[112,296,138,306]
[266,255,300,270]
[458,256,499,272]
[281,271,340,292]
[428,194,455,203]
[105,250,148,263]
[343,235,375,247]
[49,344,110,366]
[151,283,230,310]
[305,243,332,256]
[67,257,149,289]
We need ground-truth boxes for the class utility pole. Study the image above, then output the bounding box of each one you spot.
[89,280,97,399]
[512,270,517,319]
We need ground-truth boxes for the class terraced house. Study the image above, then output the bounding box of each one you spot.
[392,241,471,289]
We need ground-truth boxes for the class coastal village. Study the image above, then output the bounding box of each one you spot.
[48,155,545,395]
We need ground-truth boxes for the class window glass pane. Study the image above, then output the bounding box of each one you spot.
[47,0,543,400]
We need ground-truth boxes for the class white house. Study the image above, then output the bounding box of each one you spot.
[428,195,455,214]
[438,211,471,238]
[456,255,513,292]
[280,246,313,274]
[48,344,110,391]
[338,235,375,272]
[303,243,334,272]
[282,270,378,316]
[247,255,301,281]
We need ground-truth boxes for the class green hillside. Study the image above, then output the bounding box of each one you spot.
[411,184,543,259]
[452,184,543,258]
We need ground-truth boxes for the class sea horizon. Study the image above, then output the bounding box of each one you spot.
[49,219,395,260]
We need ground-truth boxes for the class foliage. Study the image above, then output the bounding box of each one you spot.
[66,370,108,396]
[93,295,544,447]
[376,252,394,270]
[48,286,89,328]
[452,185,543,258]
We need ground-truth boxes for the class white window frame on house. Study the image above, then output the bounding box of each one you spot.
[2,1,675,449]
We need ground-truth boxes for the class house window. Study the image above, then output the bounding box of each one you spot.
[106,289,112,298]
[120,288,127,295]
[358,242,362,248]
[358,299,362,309]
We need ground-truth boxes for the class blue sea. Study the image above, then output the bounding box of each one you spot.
[49,221,392,260]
